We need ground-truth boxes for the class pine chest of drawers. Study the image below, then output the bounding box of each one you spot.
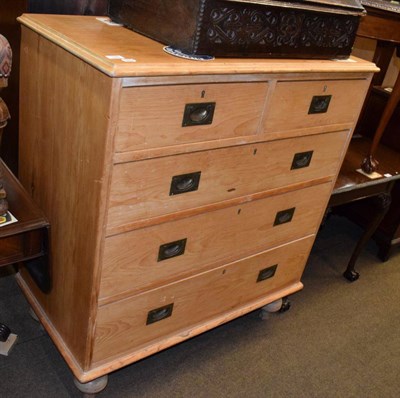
[16,14,377,392]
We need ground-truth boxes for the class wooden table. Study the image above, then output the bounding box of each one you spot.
[329,136,400,281]
[0,159,49,350]
[0,159,49,274]
[325,1,400,281]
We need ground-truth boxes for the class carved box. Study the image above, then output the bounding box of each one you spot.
[108,0,365,59]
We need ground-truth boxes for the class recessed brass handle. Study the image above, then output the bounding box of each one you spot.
[274,207,296,226]
[146,303,174,325]
[158,238,187,262]
[291,151,314,170]
[257,264,278,282]
[190,108,209,123]
[182,102,216,126]
[176,177,195,191]
[308,95,332,114]
[170,172,201,196]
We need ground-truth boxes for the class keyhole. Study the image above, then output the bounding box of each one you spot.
[237,209,242,215]
[323,85,327,93]
[201,90,206,98]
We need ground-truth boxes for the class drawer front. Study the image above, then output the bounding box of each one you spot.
[100,183,331,301]
[115,82,268,152]
[264,79,368,133]
[107,131,347,230]
[94,236,314,363]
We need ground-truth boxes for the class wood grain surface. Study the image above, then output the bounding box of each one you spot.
[107,131,348,231]
[100,183,332,302]
[18,14,379,77]
[94,236,314,363]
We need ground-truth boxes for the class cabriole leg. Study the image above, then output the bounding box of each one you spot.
[343,192,392,282]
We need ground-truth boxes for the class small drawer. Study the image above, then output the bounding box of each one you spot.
[263,79,368,133]
[100,182,331,301]
[93,236,314,363]
[115,82,268,152]
[107,131,347,231]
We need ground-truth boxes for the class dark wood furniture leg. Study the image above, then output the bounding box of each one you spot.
[361,68,400,173]
[343,191,392,282]
[329,137,400,281]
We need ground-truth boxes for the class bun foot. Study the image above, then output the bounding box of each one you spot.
[260,297,291,320]
[74,375,108,395]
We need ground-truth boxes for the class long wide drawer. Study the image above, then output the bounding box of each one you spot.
[100,182,331,301]
[93,236,314,364]
[115,82,268,152]
[107,131,347,231]
[264,79,368,133]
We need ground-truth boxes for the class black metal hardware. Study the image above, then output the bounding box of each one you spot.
[257,264,278,282]
[170,172,201,196]
[158,238,187,262]
[146,303,174,325]
[291,151,314,170]
[182,102,216,126]
[274,207,296,226]
[308,95,332,114]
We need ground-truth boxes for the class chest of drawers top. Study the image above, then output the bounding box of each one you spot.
[18,14,377,78]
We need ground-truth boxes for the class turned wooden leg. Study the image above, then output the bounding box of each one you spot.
[361,70,400,173]
[73,375,108,395]
[343,193,392,282]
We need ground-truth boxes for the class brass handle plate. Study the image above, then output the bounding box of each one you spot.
[291,151,314,170]
[308,95,332,114]
[158,238,187,262]
[146,303,174,325]
[257,264,278,282]
[169,171,201,196]
[182,102,216,126]
[274,207,296,226]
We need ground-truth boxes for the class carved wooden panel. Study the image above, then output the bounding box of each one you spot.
[109,0,362,59]
[198,2,360,58]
